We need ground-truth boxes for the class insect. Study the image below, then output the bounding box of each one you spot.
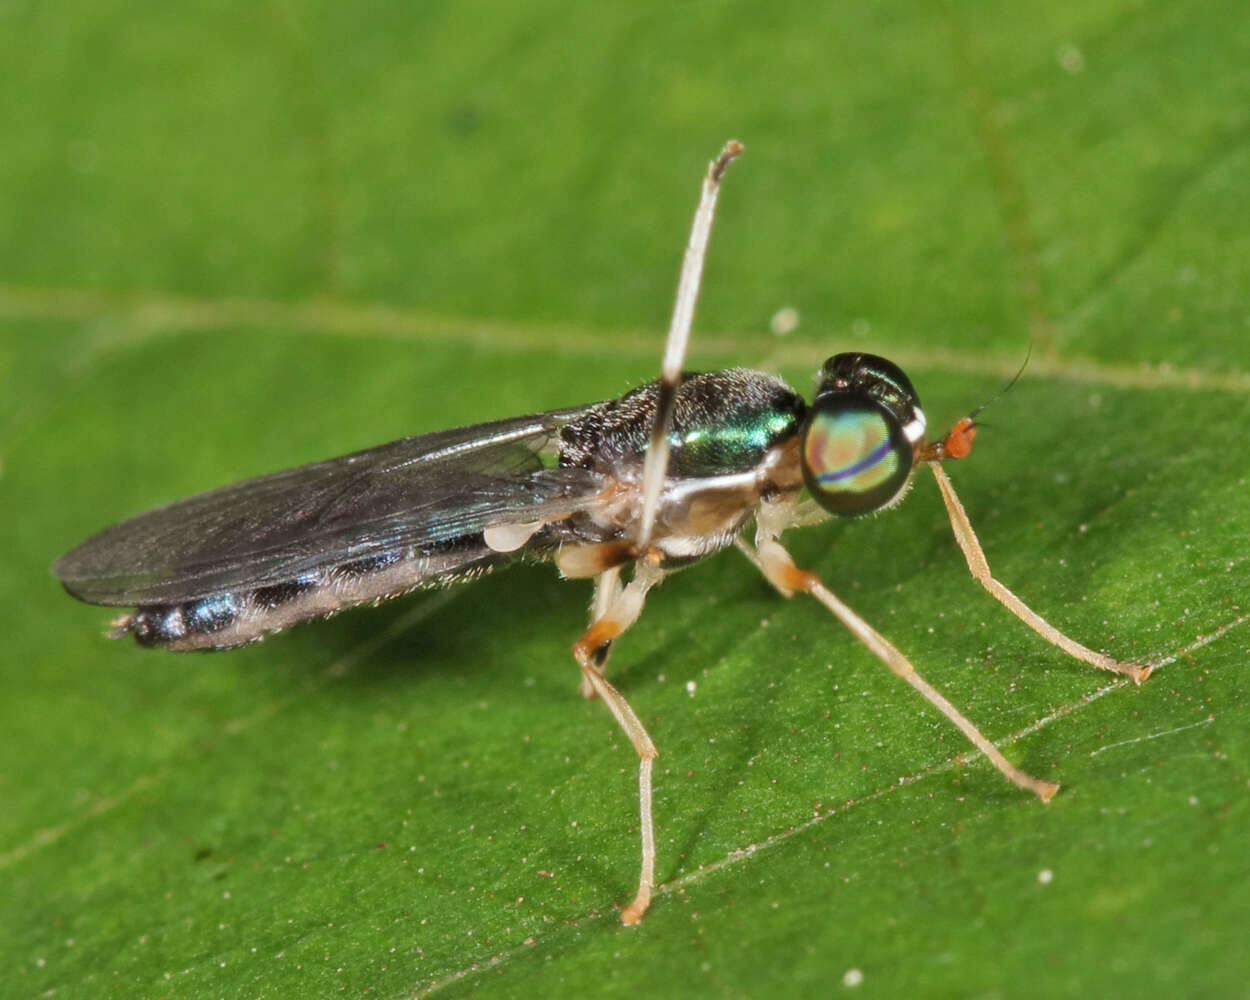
[53,141,1150,925]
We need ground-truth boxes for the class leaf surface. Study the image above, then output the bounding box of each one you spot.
[3,2,1247,997]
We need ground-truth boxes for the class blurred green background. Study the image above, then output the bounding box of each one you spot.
[3,1,1248,997]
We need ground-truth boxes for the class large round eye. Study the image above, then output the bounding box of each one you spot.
[800,395,914,516]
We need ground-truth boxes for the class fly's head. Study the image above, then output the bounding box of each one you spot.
[798,353,927,517]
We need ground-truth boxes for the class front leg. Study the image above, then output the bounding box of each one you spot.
[926,461,1151,684]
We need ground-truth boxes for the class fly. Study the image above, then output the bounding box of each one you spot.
[52,141,1151,925]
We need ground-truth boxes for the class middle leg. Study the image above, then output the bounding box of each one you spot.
[751,536,1059,801]
[570,564,665,925]
[578,565,622,699]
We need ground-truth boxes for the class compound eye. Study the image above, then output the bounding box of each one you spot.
[800,396,915,516]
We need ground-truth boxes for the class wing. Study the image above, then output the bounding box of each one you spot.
[53,407,605,606]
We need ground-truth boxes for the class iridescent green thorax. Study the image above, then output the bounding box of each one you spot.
[559,369,805,479]
[667,386,801,476]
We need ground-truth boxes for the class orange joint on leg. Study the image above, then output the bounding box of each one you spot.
[573,619,622,666]
[780,566,820,594]
[757,540,817,597]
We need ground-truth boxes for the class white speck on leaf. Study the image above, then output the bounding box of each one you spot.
[1056,43,1085,73]
[770,306,800,335]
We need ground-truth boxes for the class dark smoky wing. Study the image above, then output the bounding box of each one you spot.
[53,408,603,606]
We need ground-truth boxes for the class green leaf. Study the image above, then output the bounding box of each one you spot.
[3,1,1247,997]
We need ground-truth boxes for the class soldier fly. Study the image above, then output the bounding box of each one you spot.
[53,141,1150,925]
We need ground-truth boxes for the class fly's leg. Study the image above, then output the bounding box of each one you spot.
[570,566,664,925]
[637,140,743,549]
[578,566,621,699]
[749,536,1060,801]
[926,461,1151,684]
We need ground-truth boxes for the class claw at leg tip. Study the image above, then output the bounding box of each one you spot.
[620,889,651,926]
[620,904,645,926]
